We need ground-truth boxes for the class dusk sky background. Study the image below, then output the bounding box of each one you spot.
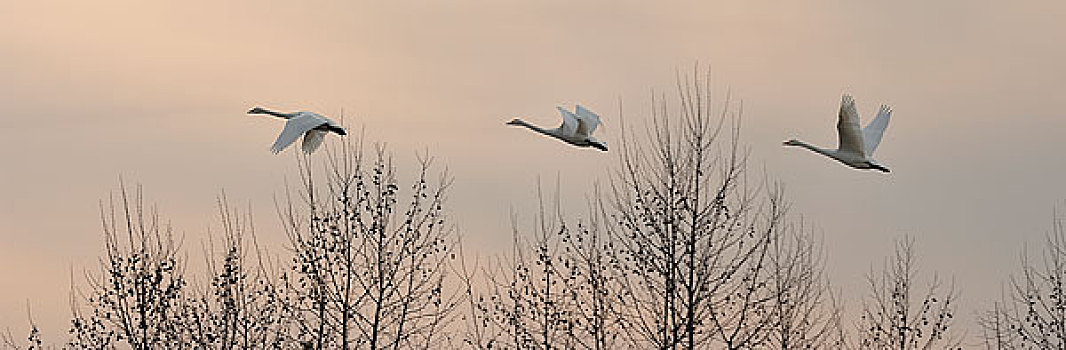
[2,0,1065,343]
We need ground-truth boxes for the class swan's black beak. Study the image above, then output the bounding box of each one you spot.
[873,165,890,173]
[592,143,608,152]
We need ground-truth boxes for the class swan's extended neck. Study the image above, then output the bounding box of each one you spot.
[250,107,294,119]
[788,140,835,158]
[511,119,554,137]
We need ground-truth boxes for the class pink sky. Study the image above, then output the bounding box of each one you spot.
[2,0,1065,344]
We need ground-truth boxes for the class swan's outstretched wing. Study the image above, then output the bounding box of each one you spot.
[574,104,602,137]
[271,113,327,154]
[836,94,865,156]
[301,129,327,154]
[862,105,892,156]
[555,106,579,137]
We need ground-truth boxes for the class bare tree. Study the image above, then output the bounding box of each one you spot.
[62,139,461,348]
[277,140,459,349]
[856,236,962,349]
[181,194,291,348]
[979,214,1066,349]
[68,182,189,349]
[467,182,623,349]
[604,68,779,349]
[763,202,847,349]
[66,184,301,349]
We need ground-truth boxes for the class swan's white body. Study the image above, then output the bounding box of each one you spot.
[507,105,607,151]
[248,107,347,154]
[784,94,892,172]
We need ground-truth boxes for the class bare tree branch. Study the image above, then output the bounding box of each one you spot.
[980,213,1066,349]
[857,236,962,349]
[277,138,459,349]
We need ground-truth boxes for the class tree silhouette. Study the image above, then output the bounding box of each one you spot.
[67,184,291,348]
[465,182,622,349]
[763,210,847,349]
[68,182,189,349]
[980,214,1066,348]
[277,140,459,349]
[856,236,962,349]
[605,69,779,349]
[181,194,291,347]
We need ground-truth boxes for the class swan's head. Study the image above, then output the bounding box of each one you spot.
[782,139,802,147]
[247,106,268,115]
[505,118,524,126]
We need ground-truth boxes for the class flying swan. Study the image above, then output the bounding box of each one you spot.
[507,105,607,151]
[248,107,347,154]
[783,94,892,172]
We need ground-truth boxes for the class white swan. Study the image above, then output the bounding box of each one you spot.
[507,104,607,151]
[248,107,347,154]
[783,94,892,172]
